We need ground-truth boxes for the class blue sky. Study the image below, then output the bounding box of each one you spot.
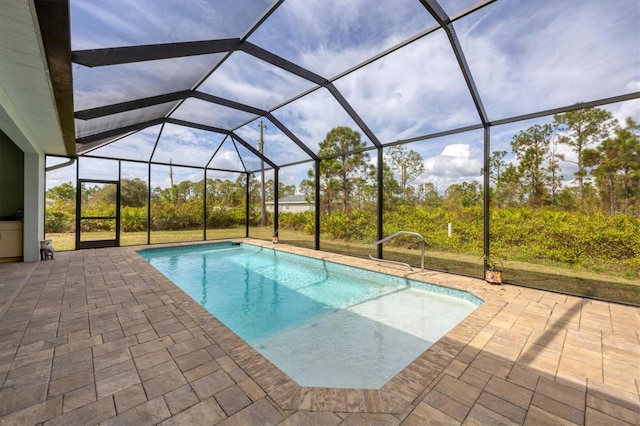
[51,0,640,193]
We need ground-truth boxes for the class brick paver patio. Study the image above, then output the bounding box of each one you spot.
[0,240,638,425]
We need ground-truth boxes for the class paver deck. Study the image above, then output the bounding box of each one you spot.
[0,240,638,425]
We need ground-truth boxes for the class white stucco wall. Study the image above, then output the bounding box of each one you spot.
[23,152,45,262]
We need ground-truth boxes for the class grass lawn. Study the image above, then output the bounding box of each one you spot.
[46,227,640,305]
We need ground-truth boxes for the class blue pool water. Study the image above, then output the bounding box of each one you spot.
[140,242,481,388]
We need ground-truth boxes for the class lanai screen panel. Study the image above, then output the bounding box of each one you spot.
[70,0,273,156]
[332,29,481,143]
[271,87,375,154]
[417,130,485,193]
[70,0,270,49]
[69,0,639,181]
[119,161,150,246]
[75,102,175,140]
[207,138,261,173]
[438,0,480,16]
[72,55,225,111]
[457,0,640,120]
[235,118,312,166]
[170,98,260,131]
[247,0,437,79]
[151,124,228,168]
[85,125,162,162]
[198,51,317,111]
[78,157,119,181]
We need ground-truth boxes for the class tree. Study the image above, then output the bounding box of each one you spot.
[485,150,507,186]
[311,127,371,212]
[81,183,101,204]
[495,163,524,207]
[386,145,424,198]
[545,127,564,204]
[583,117,640,215]
[263,180,297,201]
[307,167,334,213]
[121,178,148,207]
[298,178,314,201]
[206,178,243,207]
[248,174,261,206]
[47,182,75,202]
[415,182,440,207]
[176,180,198,201]
[366,161,399,210]
[553,107,616,203]
[445,181,481,208]
[555,187,578,211]
[482,150,515,208]
[510,124,556,207]
[89,178,149,207]
[160,186,178,203]
[231,175,246,207]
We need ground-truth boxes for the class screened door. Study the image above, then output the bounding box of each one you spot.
[76,179,120,249]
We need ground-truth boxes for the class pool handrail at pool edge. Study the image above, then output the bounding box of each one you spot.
[368,231,425,272]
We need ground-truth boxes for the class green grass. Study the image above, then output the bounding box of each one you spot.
[47,228,251,250]
[46,227,640,305]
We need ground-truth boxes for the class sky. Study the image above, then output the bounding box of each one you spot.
[49,0,640,194]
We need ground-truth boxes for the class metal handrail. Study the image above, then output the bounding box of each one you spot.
[368,231,425,272]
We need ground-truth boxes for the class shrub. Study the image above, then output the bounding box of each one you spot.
[324,210,376,242]
[207,207,245,228]
[121,206,146,232]
[279,211,313,232]
[45,203,74,233]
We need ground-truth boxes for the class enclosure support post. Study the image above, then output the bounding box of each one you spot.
[117,161,121,247]
[203,168,207,241]
[273,167,279,241]
[377,147,384,259]
[147,123,165,246]
[147,161,151,245]
[75,158,80,250]
[245,172,250,238]
[483,126,491,268]
[314,160,320,250]
[259,121,267,226]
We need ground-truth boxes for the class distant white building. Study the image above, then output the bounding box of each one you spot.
[266,195,314,213]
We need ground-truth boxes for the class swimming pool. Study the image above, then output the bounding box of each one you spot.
[140,242,482,388]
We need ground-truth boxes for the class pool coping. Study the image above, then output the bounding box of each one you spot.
[133,238,510,414]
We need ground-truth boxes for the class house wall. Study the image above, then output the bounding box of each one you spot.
[266,203,314,214]
[0,130,24,219]
[23,153,44,262]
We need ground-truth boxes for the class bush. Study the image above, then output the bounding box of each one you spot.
[324,210,376,242]
[121,206,146,232]
[279,211,314,232]
[151,199,203,230]
[45,202,74,233]
[207,207,245,228]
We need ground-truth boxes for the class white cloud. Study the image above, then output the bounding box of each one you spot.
[279,163,314,190]
[208,144,258,172]
[611,98,640,125]
[419,143,483,191]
